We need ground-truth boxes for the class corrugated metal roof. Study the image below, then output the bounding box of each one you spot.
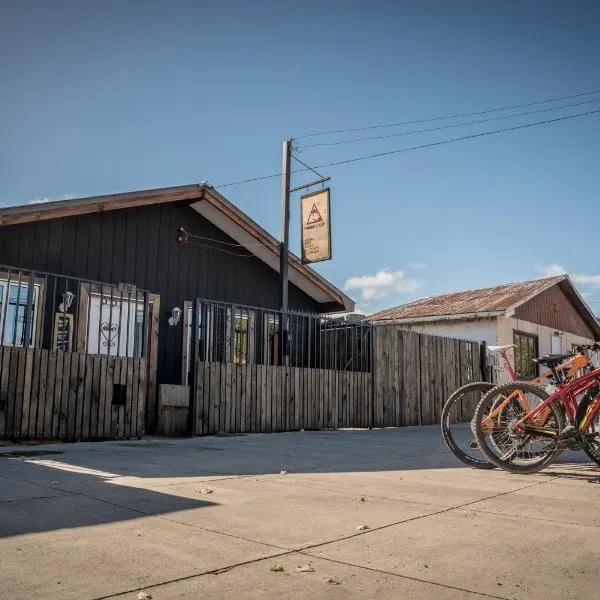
[367,276,567,322]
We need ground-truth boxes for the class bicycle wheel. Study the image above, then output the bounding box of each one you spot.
[473,381,565,474]
[577,385,600,466]
[441,381,496,469]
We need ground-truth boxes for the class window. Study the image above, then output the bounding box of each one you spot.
[233,311,250,364]
[86,293,145,357]
[0,281,39,347]
[513,331,538,379]
[265,314,280,365]
[182,304,255,384]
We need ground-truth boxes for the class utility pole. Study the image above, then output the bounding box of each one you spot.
[277,137,330,366]
[279,138,293,311]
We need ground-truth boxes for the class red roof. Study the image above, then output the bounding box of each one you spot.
[367,276,567,322]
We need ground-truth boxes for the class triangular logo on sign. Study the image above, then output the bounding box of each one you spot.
[306,203,323,225]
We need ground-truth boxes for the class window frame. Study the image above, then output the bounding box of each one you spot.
[0,275,44,348]
[513,330,539,380]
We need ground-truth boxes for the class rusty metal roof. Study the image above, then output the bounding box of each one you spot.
[367,276,568,322]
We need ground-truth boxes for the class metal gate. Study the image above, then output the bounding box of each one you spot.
[0,264,153,440]
[187,298,373,434]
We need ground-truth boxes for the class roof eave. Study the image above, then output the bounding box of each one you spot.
[368,311,504,325]
[202,187,354,313]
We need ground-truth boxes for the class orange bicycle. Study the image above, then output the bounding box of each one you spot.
[473,343,600,473]
[441,345,590,469]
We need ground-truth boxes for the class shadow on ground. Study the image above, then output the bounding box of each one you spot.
[0,427,597,539]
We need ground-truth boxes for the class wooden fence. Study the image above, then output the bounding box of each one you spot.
[189,327,484,435]
[372,327,483,427]
[0,347,146,441]
[191,362,372,435]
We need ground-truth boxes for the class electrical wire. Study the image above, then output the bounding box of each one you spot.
[296,97,600,149]
[183,238,257,258]
[307,107,600,171]
[295,88,600,139]
[179,227,278,249]
[214,107,600,189]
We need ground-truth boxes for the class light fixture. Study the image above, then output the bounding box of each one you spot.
[168,306,182,326]
[58,291,75,313]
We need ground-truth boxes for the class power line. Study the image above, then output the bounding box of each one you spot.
[296,97,600,149]
[308,108,600,170]
[183,238,256,258]
[295,88,600,139]
[213,107,600,190]
[216,171,283,189]
[178,227,278,249]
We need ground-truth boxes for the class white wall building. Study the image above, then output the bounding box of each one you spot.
[367,275,600,382]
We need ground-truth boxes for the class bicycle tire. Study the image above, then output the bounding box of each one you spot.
[577,386,600,466]
[441,381,497,469]
[473,381,565,474]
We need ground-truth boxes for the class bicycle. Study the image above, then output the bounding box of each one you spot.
[472,343,600,474]
[441,345,591,469]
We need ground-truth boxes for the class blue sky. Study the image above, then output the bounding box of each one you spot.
[1,0,599,314]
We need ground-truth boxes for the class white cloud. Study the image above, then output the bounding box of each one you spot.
[573,274,600,287]
[534,263,568,277]
[29,193,74,205]
[407,262,428,270]
[535,263,600,289]
[344,269,424,302]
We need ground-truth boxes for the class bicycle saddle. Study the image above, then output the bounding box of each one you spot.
[533,353,573,368]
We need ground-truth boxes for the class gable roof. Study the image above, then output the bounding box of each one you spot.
[0,184,353,313]
[367,275,600,338]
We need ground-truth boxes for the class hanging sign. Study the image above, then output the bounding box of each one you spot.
[300,188,331,263]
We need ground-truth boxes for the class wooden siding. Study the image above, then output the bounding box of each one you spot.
[0,202,319,390]
[514,285,595,339]
[0,348,146,440]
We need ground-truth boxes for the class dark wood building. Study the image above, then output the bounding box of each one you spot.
[0,184,354,437]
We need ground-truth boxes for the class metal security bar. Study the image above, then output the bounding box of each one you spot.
[0,264,151,357]
[0,264,150,441]
[188,298,372,372]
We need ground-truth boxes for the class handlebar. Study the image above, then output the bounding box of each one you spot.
[575,343,600,353]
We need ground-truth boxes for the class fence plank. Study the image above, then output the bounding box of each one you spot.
[210,362,219,435]
[248,364,256,433]
[111,357,120,439]
[131,357,140,438]
[27,349,42,437]
[81,354,94,440]
[41,351,55,439]
[100,355,110,438]
[124,357,134,438]
[73,354,84,440]
[258,364,265,432]
[0,348,7,437]
[137,359,146,438]
[90,355,101,438]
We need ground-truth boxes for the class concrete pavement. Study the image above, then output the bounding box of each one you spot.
[1,427,598,599]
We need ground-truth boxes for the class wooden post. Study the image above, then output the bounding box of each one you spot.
[189,298,199,435]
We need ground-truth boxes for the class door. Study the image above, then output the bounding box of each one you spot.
[551,333,562,355]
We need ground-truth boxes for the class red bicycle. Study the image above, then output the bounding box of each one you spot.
[473,344,600,474]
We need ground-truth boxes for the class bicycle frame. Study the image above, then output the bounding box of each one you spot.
[515,367,600,438]
[481,352,591,430]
